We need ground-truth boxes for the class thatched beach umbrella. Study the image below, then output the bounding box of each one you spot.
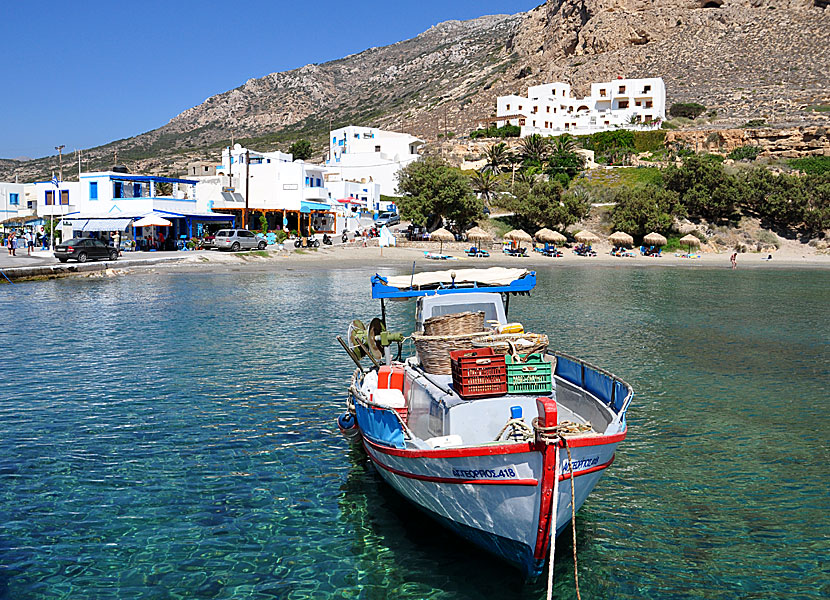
[466,226,492,250]
[430,227,454,253]
[534,228,556,242]
[679,233,701,253]
[643,232,668,246]
[504,229,533,242]
[608,231,634,247]
[575,230,600,244]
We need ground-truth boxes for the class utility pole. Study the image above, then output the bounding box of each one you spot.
[54,145,65,252]
[243,149,250,229]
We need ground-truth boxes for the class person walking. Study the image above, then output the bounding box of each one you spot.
[26,231,34,255]
[8,231,16,256]
[730,252,737,269]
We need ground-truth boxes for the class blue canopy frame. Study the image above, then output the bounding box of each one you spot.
[370,271,536,299]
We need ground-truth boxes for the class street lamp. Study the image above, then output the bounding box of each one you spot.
[52,145,65,251]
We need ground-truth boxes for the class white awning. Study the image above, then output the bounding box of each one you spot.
[385,268,530,290]
[76,218,134,232]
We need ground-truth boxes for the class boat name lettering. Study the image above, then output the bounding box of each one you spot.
[452,467,517,479]
[562,456,600,473]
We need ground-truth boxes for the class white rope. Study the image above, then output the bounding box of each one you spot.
[546,444,560,600]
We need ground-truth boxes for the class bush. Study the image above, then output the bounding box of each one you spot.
[788,156,830,175]
[275,231,288,243]
[633,130,667,153]
[669,103,706,119]
[580,130,635,153]
[470,124,521,139]
[743,119,767,128]
[728,146,761,161]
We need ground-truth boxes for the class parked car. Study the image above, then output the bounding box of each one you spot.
[375,212,401,227]
[55,238,119,263]
[213,229,267,251]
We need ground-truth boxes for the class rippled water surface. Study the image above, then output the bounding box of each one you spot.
[1,265,828,599]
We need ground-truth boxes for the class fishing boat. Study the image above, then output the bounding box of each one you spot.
[335,267,633,579]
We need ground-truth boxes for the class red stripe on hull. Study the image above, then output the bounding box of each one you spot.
[365,440,539,486]
[559,454,615,481]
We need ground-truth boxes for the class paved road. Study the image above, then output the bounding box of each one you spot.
[0,249,211,270]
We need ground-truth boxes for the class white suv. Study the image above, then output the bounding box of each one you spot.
[214,229,267,251]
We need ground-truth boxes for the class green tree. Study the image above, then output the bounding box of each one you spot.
[611,185,684,237]
[547,134,586,182]
[518,134,550,168]
[396,156,483,228]
[259,214,268,234]
[470,170,500,206]
[482,142,510,174]
[289,139,313,161]
[669,102,706,119]
[665,154,739,222]
[508,179,589,231]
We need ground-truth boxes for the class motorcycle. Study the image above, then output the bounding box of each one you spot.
[294,235,321,248]
[322,234,332,245]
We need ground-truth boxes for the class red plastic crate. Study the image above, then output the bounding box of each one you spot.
[450,347,507,399]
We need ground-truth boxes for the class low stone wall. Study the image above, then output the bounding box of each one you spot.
[0,255,186,282]
[664,126,829,158]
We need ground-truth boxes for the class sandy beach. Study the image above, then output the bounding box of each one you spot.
[149,240,830,274]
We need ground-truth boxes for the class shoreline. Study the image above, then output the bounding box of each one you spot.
[2,243,829,283]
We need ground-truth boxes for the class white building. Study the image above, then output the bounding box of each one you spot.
[326,126,424,197]
[323,172,383,213]
[203,145,335,234]
[34,171,232,247]
[494,77,666,137]
[0,182,28,223]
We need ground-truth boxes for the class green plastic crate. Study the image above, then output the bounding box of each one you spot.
[505,353,552,394]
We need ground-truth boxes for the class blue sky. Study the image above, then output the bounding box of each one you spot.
[0,0,534,160]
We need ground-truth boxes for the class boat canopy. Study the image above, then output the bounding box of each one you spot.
[371,267,536,299]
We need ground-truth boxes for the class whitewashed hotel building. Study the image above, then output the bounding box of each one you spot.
[326,126,424,197]
[493,77,666,137]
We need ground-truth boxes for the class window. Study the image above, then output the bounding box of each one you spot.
[114,182,123,198]
[600,89,607,97]
[89,182,98,200]
[204,166,210,172]
[305,177,310,186]
[60,190,69,205]
[546,106,550,113]
[134,183,142,198]
[45,190,54,205]
[645,101,653,108]
[618,100,629,109]
[316,178,322,187]
[332,137,336,143]
[518,105,522,111]
[354,133,360,138]
[644,85,651,93]
[9,193,19,205]
[619,85,626,93]
[506,104,510,110]
[374,146,381,152]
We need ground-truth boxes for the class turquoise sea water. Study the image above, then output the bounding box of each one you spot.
[0,265,827,599]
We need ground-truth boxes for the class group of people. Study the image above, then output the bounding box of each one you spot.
[3,230,41,256]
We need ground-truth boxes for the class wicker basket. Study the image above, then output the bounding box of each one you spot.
[471,333,550,357]
[412,331,489,375]
[423,311,486,337]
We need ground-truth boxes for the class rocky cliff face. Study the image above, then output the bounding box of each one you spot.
[510,0,830,124]
[2,0,828,182]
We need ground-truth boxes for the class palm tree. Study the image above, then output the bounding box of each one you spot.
[482,142,509,174]
[518,134,550,167]
[552,133,576,155]
[515,167,541,186]
[471,170,500,207]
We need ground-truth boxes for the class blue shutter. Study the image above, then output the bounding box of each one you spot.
[89,182,98,200]
[9,193,19,205]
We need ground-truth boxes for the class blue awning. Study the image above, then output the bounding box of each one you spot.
[300,201,332,213]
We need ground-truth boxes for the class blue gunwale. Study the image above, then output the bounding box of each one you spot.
[370,271,537,299]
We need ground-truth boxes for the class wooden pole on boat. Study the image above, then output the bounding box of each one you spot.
[546,444,560,600]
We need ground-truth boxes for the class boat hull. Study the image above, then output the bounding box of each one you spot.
[360,432,622,578]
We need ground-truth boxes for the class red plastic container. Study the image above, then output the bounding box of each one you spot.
[378,364,405,392]
[450,347,507,399]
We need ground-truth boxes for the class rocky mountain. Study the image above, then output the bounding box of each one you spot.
[3,0,828,182]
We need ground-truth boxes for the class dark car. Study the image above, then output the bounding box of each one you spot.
[55,238,119,263]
